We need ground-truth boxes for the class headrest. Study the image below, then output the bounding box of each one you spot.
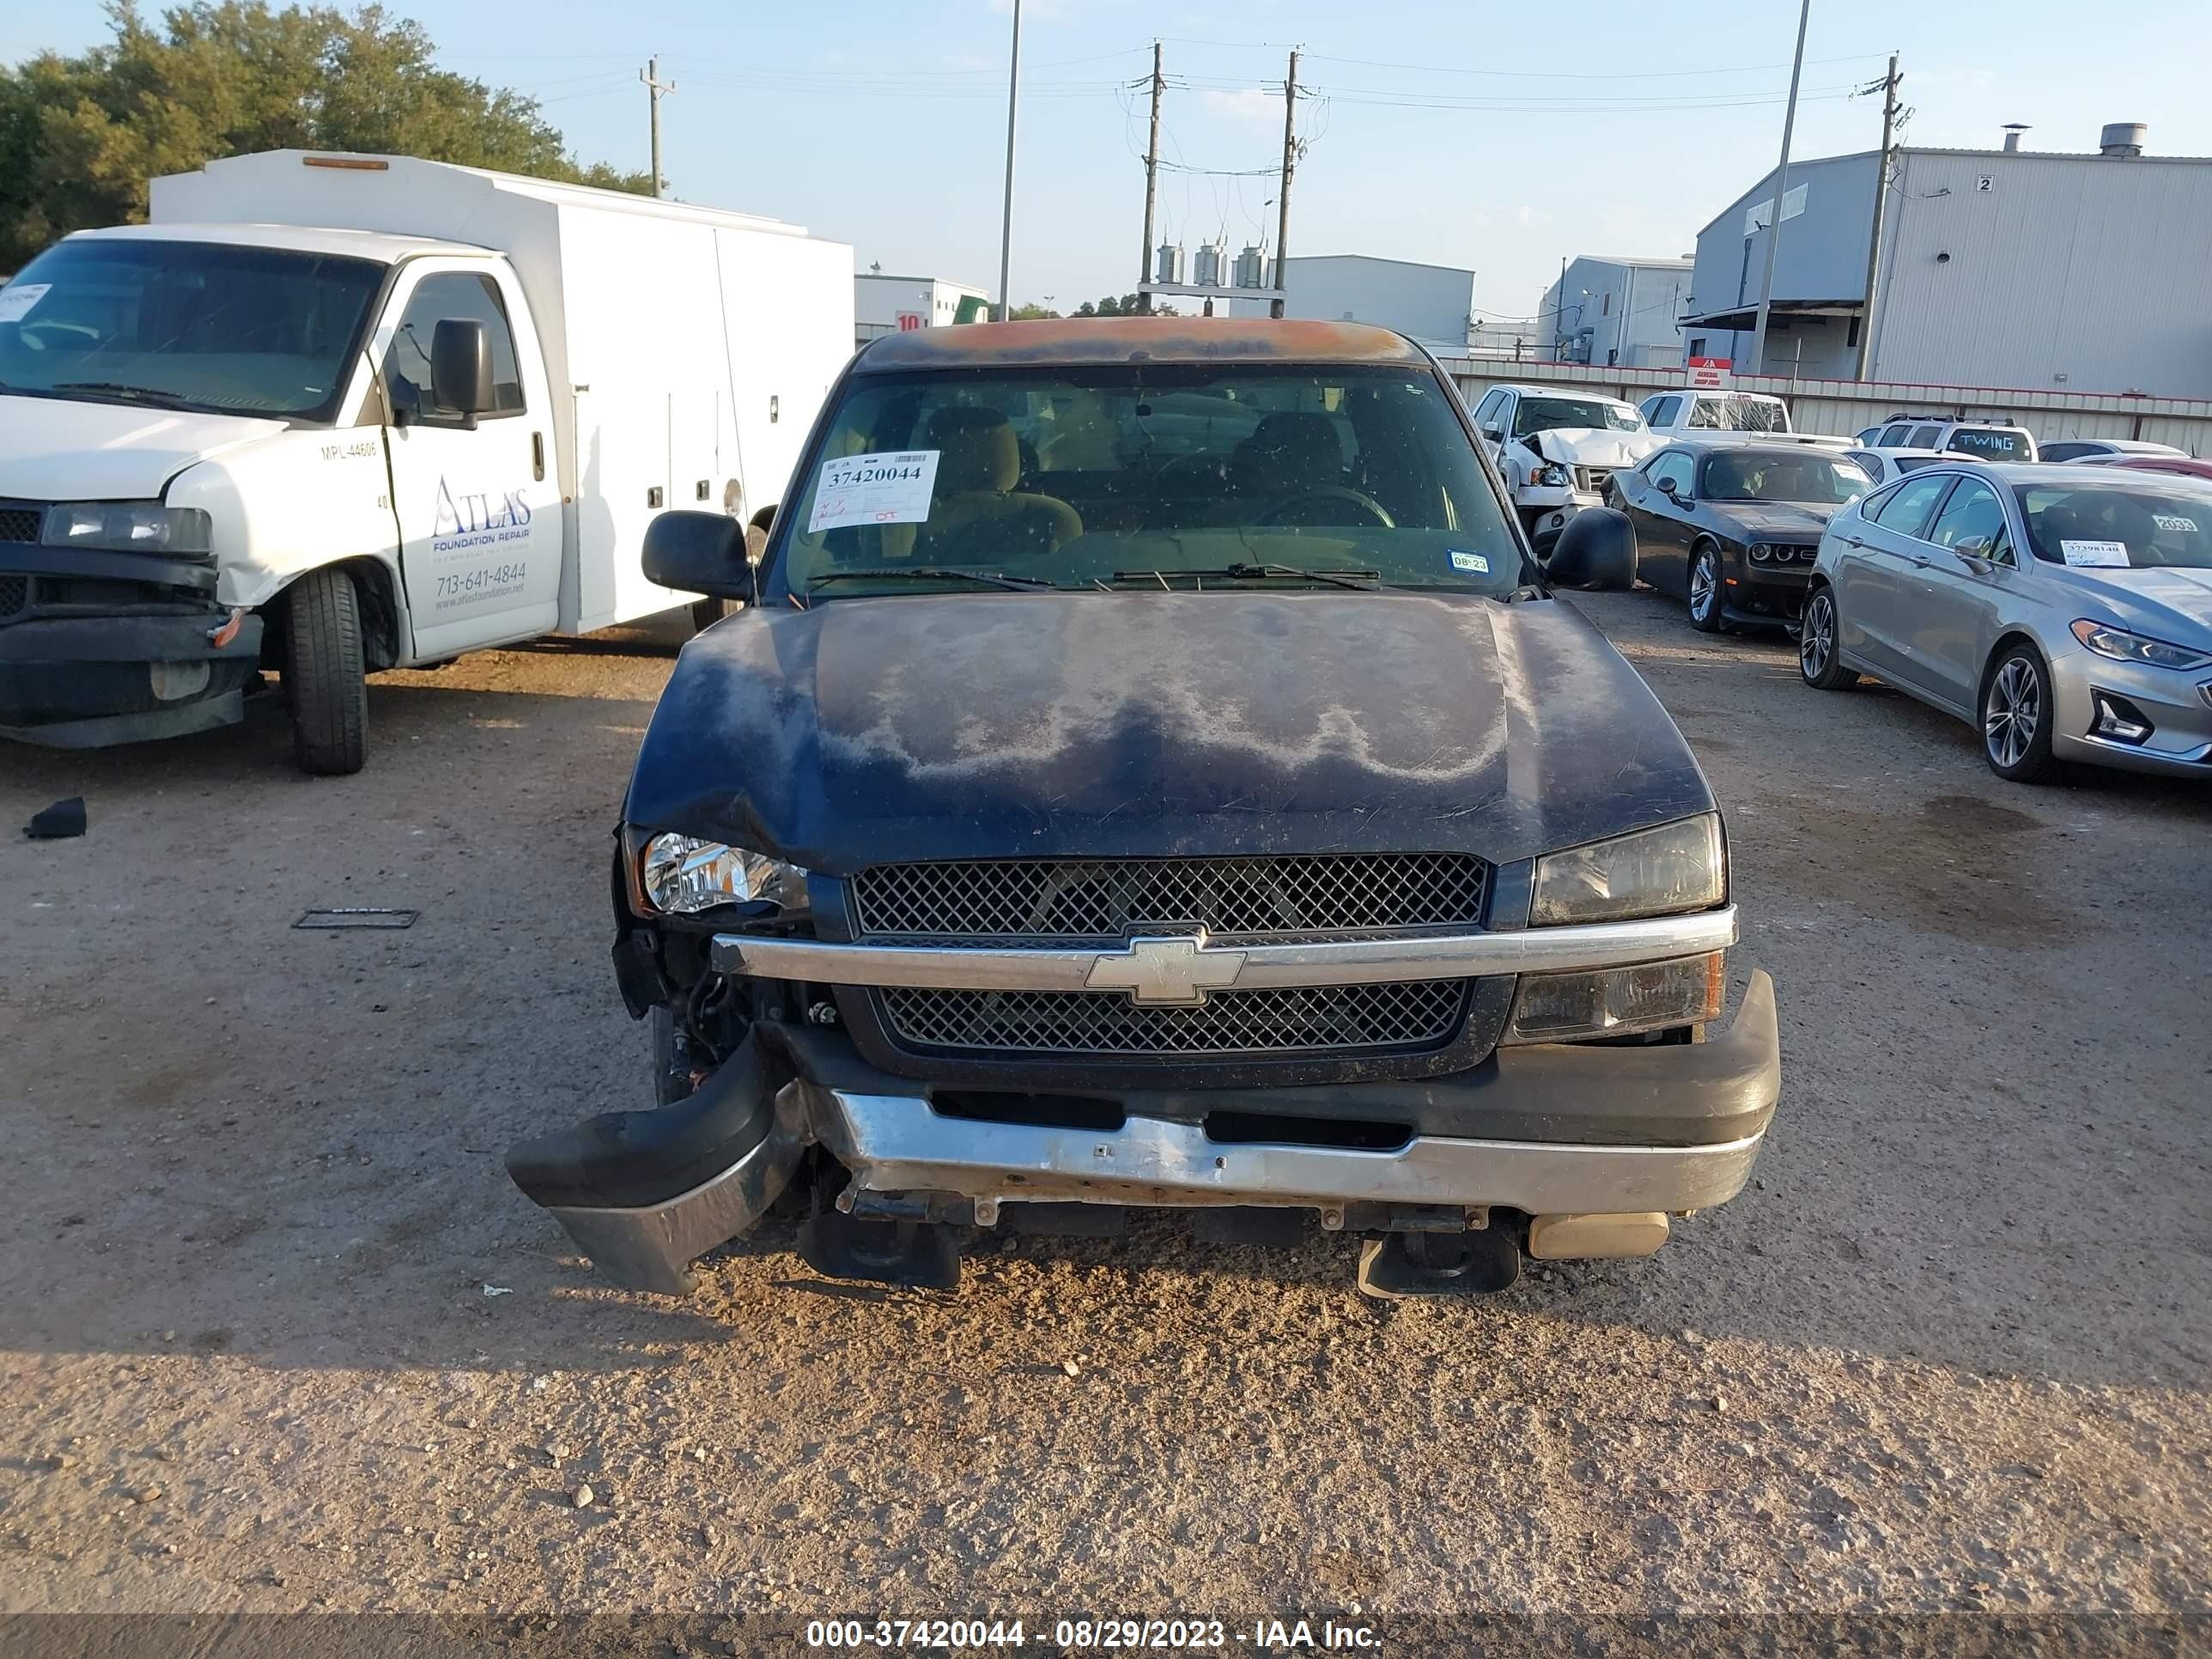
[1239,411,1343,487]
[927,407,1019,495]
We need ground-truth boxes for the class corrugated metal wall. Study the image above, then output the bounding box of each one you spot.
[1431,356,2212,454]
[1870,150,2212,396]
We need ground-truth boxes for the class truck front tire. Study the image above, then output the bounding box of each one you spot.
[284,568,368,775]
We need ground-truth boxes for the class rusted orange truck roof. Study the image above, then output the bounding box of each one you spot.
[854,316,1428,372]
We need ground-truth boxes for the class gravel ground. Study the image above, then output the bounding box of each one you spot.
[1,592,2207,1639]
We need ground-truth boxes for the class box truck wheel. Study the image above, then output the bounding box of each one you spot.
[283,567,368,776]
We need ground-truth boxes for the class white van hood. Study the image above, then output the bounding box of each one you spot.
[0,394,287,501]
[1529,426,1659,469]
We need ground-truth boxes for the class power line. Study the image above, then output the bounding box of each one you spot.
[1298,48,1890,80]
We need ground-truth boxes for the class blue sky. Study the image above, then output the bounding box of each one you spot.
[9,1,2212,322]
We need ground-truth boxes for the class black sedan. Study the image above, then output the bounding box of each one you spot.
[1604,441,1874,632]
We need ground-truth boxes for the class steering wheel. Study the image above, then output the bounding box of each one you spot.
[1255,486,1396,530]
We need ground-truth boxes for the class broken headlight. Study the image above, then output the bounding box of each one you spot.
[639,834,810,918]
[1534,463,1571,489]
[1529,813,1726,927]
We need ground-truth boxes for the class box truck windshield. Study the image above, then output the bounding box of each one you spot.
[0,240,385,422]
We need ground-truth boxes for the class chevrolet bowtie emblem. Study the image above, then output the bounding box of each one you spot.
[1085,934,1249,1007]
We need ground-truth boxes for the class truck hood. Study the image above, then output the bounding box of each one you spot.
[624,590,1714,872]
[1530,427,1659,469]
[0,393,286,501]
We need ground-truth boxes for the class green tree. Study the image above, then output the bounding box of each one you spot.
[1,3,651,268]
[1006,301,1060,320]
[1072,293,1176,319]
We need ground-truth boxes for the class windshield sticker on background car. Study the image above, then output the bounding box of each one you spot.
[2154,514,2199,534]
[0,283,52,324]
[1449,550,1491,574]
[807,450,941,533]
[2060,539,2132,568]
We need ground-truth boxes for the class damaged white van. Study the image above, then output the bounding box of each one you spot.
[0,151,850,773]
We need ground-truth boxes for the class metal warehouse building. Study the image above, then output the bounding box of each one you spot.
[1681,122,2212,398]
[1536,255,1694,370]
[1228,254,1478,350]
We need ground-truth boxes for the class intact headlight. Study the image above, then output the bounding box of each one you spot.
[1530,813,1726,927]
[42,501,214,557]
[2069,619,2211,672]
[639,833,811,917]
[1504,951,1726,1044]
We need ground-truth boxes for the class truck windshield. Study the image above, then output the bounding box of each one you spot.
[775,363,1525,598]
[2017,483,2212,569]
[0,239,386,422]
[1511,396,1642,437]
[1700,452,1871,504]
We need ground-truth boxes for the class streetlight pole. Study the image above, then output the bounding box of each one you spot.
[1746,0,1811,375]
[995,0,1022,321]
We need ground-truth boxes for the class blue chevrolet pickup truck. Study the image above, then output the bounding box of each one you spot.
[507,319,1780,1300]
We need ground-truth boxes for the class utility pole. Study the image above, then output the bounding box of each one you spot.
[1550,254,1566,358]
[995,0,1022,321]
[1854,52,1901,380]
[1138,42,1163,313]
[1269,48,1298,320]
[641,57,675,198]
[1745,0,1810,376]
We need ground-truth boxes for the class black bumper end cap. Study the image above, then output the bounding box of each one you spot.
[505,1032,776,1212]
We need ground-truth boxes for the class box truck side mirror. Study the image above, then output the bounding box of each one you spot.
[643,511,757,605]
[430,319,495,428]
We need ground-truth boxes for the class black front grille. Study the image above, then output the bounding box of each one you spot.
[0,505,42,544]
[880,980,1469,1057]
[0,575,27,619]
[849,854,1488,945]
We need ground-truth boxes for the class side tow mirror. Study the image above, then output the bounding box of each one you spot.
[643,511,757,605]
[1547,507,1638,592]
[429,318,495,426]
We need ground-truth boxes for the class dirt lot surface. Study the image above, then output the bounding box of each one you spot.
[3,592,2208,1640]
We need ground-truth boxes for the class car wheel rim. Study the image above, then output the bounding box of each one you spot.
[1802,596,1833,677]
[1984,657,2040,769]
[1690,550,1716,618]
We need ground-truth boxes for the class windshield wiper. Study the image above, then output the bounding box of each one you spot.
[807,567,1060,593]
[48,381,192,408]
[1109,563,1388,592]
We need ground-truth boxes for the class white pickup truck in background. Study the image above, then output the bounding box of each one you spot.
[1468,384,1659,553]
[1637,387,1850,447]
[0,150,852,774]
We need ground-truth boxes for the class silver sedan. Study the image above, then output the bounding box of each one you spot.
[1798,461,2212,781]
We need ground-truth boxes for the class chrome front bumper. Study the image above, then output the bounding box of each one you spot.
[808,1086,1765,1218]
[517,968,1780,1295]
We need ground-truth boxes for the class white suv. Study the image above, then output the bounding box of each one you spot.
[1854,416,2039,463]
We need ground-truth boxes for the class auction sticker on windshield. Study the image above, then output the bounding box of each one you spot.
[2061,539,2131,568]
[1449,550,1492,574]
[808,450,940,533]
[0,283,51,324]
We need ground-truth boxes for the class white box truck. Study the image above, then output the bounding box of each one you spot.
[0,150,853,773]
